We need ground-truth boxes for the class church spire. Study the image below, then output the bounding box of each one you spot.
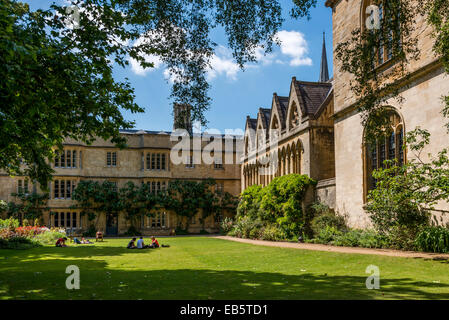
[319,32,329,83]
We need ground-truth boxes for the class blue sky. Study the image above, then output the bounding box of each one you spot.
[27,0,333,133]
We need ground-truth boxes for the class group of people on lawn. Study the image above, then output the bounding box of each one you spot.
[127,236,160,249]
[55,236,92,247]
[55,235,162,249]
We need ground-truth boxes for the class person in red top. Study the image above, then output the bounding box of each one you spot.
[150,236,159,248]
[55,237,68,247]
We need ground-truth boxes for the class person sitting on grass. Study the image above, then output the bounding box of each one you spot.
[127,237,137,249]
[136,236,149,249]
[81,237,92,244]
[56,237,68,247]
[150,236,159,248]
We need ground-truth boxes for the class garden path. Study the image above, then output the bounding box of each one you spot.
[215,236,449,260]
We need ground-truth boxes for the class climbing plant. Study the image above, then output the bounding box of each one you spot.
[3,191,49,223]
[334,0,449,141]
[71,180,121,229]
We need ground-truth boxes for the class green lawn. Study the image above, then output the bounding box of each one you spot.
[1,237,449,300]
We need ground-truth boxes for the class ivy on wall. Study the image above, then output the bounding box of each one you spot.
[71,179,238,230]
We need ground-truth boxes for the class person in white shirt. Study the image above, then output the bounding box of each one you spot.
[136,236,144,249]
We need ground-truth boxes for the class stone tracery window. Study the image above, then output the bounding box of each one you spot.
[362,0,401,67]
[365,110,404,193]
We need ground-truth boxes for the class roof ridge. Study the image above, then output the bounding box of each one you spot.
[296,80,332,86]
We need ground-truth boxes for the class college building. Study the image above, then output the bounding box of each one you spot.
[0,106,242,235]
[242,0,449,228]
[2,0,449,234]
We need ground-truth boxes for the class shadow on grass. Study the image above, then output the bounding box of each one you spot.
[1,250,449,300]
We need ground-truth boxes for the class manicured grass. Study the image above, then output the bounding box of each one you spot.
[1,237,449,300]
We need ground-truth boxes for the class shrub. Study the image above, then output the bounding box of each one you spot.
[236,185,264,221]
[312,226,343,244]
[331,229,388,248]
[33,229,66,245]
[415,226,449,253]
[260,225,286,241]
[309,203,347,236]
[0,218,19,230]
[357,230,390,249]
[232,216,262,239]
[0,236,40,249]
[124,225,141,236]
[332,230,362,247]
[260,174,316,238]
[220,217,234,234]
[364,160,431,241]
[388,225,419,251]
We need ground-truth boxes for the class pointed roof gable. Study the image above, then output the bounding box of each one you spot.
[271,93,288,130]
[258,108,271,129]
[245,115,257,131]
[292,79,332,117]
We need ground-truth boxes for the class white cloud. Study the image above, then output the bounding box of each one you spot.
[254,47,277,66]
[274,30,312,67]
[129,35,163,76]
[130,30,312,80]
[207,47,239,81]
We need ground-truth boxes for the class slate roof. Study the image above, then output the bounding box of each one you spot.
[245,116,256,130]
[273,94,288,129]
[294,81,333,116]
[259,108,271,129]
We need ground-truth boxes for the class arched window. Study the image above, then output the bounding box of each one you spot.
[364,110,404,196]
[362,0,401,67]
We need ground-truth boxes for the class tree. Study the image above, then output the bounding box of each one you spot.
[0,0,288,187]
[364,128,449,248]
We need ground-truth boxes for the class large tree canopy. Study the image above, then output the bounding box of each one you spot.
[1,0,447,188]
[0,0,294,186]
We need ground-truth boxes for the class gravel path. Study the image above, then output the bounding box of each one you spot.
[215,236,449,260]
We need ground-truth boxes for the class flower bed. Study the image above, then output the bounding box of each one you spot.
[0,218,66,249]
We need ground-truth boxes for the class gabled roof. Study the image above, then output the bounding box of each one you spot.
[293,80,333,116]
[245,116,257,131]
[258,108,271,129]
[272,93,288,130]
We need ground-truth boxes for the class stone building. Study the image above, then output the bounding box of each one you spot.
[242,0,449,228]
[0,106,242,235]
[326,0,449,227]
[242,34,336,209]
